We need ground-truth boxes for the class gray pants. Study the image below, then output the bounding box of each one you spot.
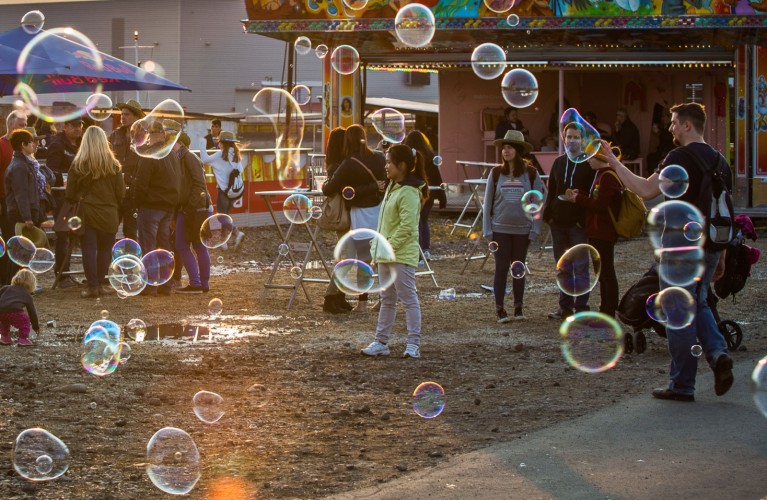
[375,263,421,347]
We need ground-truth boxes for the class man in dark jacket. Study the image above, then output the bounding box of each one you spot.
[110,99,144,240]
[613,107,641,160]
[542,122,597,320]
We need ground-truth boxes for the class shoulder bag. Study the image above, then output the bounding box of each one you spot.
[53,176,90,236]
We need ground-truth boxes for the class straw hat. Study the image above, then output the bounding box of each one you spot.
[115,99,145,118]
[218,131,239,143]
[494,130,533,154]
[15,223,49,249]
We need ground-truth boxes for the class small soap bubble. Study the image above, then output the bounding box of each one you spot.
[645,293,664,323]
[683,221,703,242]
[501,69,538,108]
[412,382,446,418]
[315,44,329,58]
[658,165,689,199]
[440,183,448,191]
[330,45,360,75]
[310,205,323,220]
[290,266,303,279]
[68,216,82,231]
[200,214,234,249]
[691,344,703,357]
[85,93,113,122]
[100,310,109,320]
[88,402,97,410]
[146,427,201,495]
[653,286,695,329]
[112,238,142,261]
[521,190,544,216]
[217,256,224,264]
[283,194,312,224]
[208,298,223,317]
[13,428,69,481]
[471,43,506,81]
[343,0,368,9]
[192,391,225,424]
[294,36,312,55]
[278,243,289,256]
[433,155,443,166]
[394,4,436,48]
[117,342,132,363]
[127,318,146,342]
[142,249,175,286]
[342,186,356,200]
[560,312,624,373]
[291,85,311,106]
[506,13,520,26]
[556,244,601,297]
[333,259,375,296]
[510,261,526,279]
[752,356,767,418]
[656,247,704,287]
[129,99,184,160]
[21,10,45,34]
[488,241,499,253]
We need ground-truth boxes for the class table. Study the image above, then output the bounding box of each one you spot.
[255,189,333,310]
[451,178,487,237]
[456,161,498,182]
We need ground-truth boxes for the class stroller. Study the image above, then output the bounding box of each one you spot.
[616,215,760,354]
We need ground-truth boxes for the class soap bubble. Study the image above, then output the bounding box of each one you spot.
[413,382,445,418]
[192,391,225,424]
[646,200,705,250]
[560,312,624,373]
[87,319,121,343]
[369,107,406,144]
[200,214,234,249]
[484,0,516,13]
[691,344,703,357]
[556,244,601,297]
[343,0,368,9]
[108,256,148,297]
[283,194,312,224]
[127,318,147,342]
[100,309,109,320]
[278,243,289,256]
[141,249,175,286]
[510,260,526,279]
[683,221,703,242]
[0,237,6,259]
[501,69,538,108]
[310,205,323,219]
[85,93,113,122]
[13,428,69,481]
[342,186,356,200]
[252,88,305,189]
[645,293,663,322]
[112,238,142,261]
[117,342,132,363]
[559,108,602,163]
[521,190,544,217]
[471,43,506,80]
[506,14,520,26]
[658,164,689,199]
[146,427,201,495]
[488,241,499,253]
[81,326,119,377]
[334,229,396,295]
[330,45,360,75]
[433,156,443,166]
[68,216,82,231]
[751,356,767,418]
[7,236,36,267]
[208,298,223,317]
[315,44,329,58]
[394,4,436,48]
[130,99,184,160]
[291,85,311,106]
[294,36,312,55]
[656,247,704,287]
[653,286,695,329]
[216,256,224,264]
[28,248,55,274]
[290,266,303,279]
[21,10,45,34]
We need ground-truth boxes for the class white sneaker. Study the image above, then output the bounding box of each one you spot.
[361,341,390,356]
[403,344,420,358]
[234,231,246,250]
[221,242,229,251]
[423,250,431,261]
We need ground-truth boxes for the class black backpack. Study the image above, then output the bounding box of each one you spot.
[616,266,665,336]
[714,240,752,301]
[680,147,735,252]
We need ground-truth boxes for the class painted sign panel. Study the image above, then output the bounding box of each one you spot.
[756,46,767,176]
[736,45,747,176]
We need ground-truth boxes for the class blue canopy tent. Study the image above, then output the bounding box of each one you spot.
[0,26,189,96]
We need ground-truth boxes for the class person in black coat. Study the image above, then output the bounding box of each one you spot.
[404,130,445,261]
[613,108,641,160]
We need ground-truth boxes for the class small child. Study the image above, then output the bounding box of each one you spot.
[0,269,40,347]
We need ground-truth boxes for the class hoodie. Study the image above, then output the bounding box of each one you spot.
[374,175,424,268]
[483,168,545,239]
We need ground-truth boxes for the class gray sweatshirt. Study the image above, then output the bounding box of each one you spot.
[482,171,545,239]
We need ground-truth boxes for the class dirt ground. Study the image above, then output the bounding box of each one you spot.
[1,214,765,499]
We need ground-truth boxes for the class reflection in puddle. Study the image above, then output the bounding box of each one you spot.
[138,314,297,344]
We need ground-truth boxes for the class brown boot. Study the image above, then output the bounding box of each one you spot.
[80,288,99,298]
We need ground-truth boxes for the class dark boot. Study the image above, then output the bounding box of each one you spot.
[335,294,353,311]
[323,295,347,314]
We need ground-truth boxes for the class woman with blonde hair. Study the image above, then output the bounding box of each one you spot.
[67,126,125,298]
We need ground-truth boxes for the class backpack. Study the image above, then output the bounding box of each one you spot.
[601,170,647,239]
[679,147,735,252]
[714,240,752,301]
[616,265,666,337]
[225,168,244,200]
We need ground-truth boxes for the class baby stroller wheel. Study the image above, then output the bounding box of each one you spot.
[718,320,743,351]
[634,331,647,354]
[624,332,634,354]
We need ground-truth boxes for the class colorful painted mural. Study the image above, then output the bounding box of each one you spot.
[244,0,766,20]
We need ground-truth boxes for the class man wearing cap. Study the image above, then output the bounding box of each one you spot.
[110,99,144,241]
[47,117,83,288]
[132,120,182,295]
[0,111,28,285]
[542,121,596,321]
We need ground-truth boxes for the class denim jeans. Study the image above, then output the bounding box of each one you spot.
[216,188,240,236]
[661,250,729,395]
[137,207,173,252]
[492,232,529,308]
[418,197,434,252]
[550,223,590,313]
[81,224,115,289]
[375,263,421,346]
[175,211,211,288]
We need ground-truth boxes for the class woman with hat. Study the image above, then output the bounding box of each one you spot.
[66,126,125,298]
[482,130,545,323]
[560,144,622,317]
[198,131,245,250]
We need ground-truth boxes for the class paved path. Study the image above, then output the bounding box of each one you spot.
[329,355,767,499]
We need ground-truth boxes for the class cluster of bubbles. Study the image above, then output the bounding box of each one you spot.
[560,312,624,373]
[647,200,706,287]
[3,235,55,274]
[412,382,446,418]
[559,108,602,163]
[80,320,130,376]
[332,229,395,295]
[294,36,330,60]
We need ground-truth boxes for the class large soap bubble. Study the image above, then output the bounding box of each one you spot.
[471,43,506,80]
[556,244,601,297]
[658,164,690,199]
[334,229,396,295]
[112,238,142,261]
[646,200,705,250]
[560,312,624,373]
[559,108,602,163]
[656,247,705,287]
[142,249,175,286]
[7,236,36,267]
[108,256,147,297]
[291,85,311,106]
[252,88,305,189]
[501,69,538,108]
[752,355,767,418]
[369,108,406,144]
[146,428,201,495]
[21,10,45,34]
[13,428,69,481]
[330,45,360,75]
[649,286,695,329]
[200,214,234,249]
[29,248,55,274]
[130,99,184,160]
[484,0,516,13]
[394,4,436,48]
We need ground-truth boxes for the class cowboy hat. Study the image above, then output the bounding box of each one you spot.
[115,99,145,118]
[494,130,533,154]
[218,131,239,143]
[15,223,49,249]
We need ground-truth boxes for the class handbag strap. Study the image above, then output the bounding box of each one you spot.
[350,157,380,185]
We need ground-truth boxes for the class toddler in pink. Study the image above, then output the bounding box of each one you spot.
[0,269,40,347]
